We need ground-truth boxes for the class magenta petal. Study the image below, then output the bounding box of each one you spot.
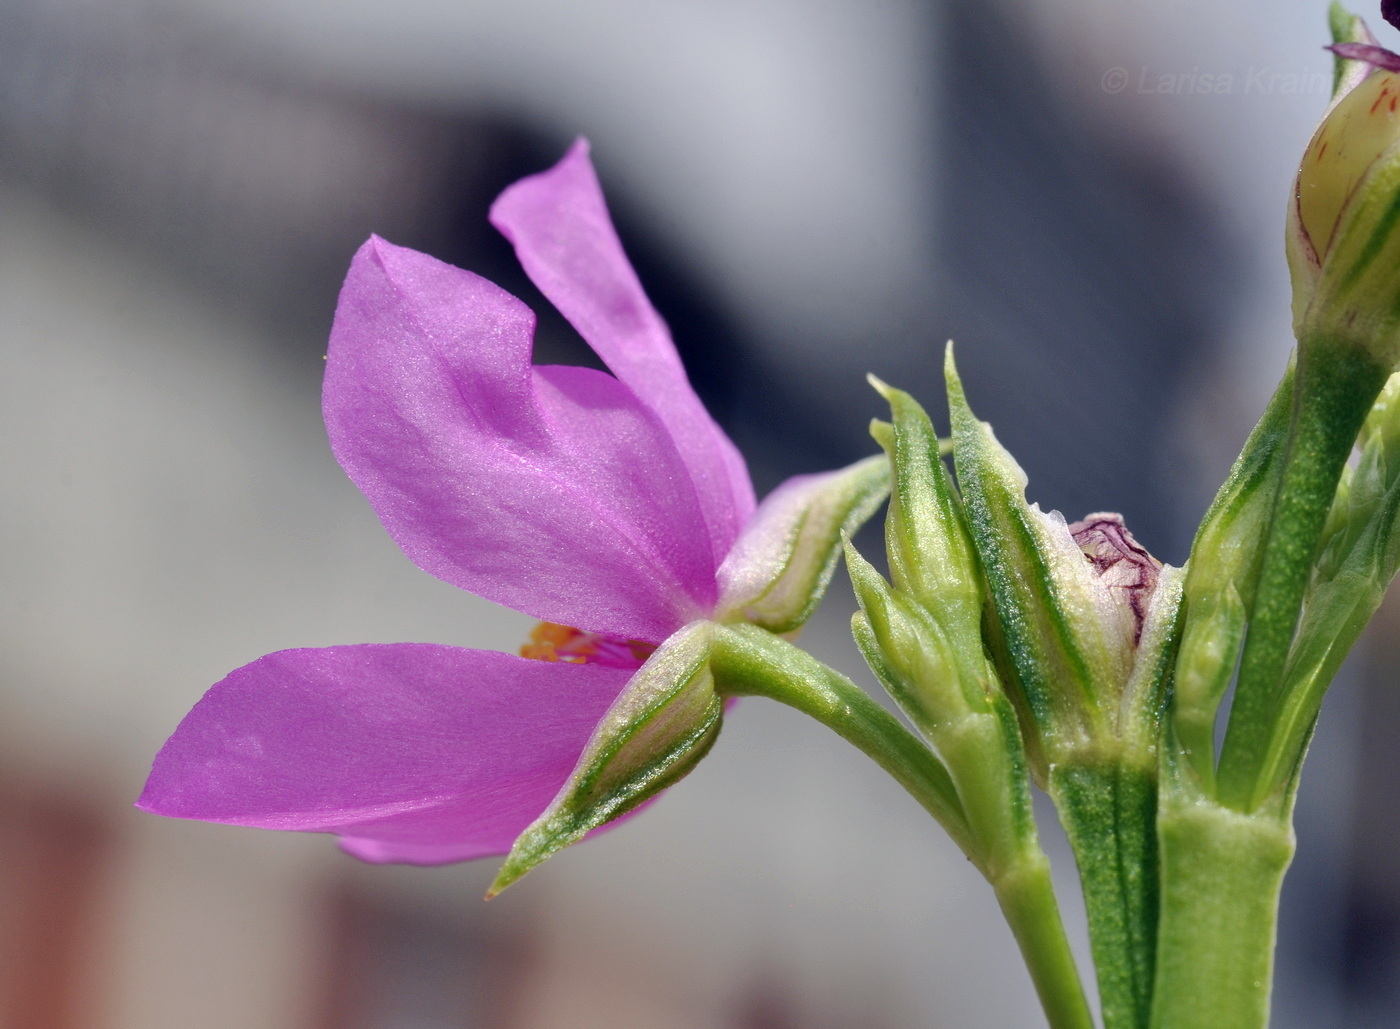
[137,645,635,863]
[490,140,756,564]
[339,794,659,865]
[1327,42,1400,74]
[338,836,490,864]
[324,238,720,642]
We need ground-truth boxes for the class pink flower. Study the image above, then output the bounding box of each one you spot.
[138,141,885,866]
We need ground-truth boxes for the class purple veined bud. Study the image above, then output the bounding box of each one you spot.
[1067,513,1162,648]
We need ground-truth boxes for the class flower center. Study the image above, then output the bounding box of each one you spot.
[520,622,657,669]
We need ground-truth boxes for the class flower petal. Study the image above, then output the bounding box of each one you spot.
[136,645,635,864]
[1327,42,1400,75]
[324,237,720,642]
[490,139,756,565]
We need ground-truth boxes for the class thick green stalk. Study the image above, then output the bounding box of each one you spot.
[1150,796,1295,1029]
[1217,336,1387,809]
[710,624,1093,1029]
[1051,760,1158,1029]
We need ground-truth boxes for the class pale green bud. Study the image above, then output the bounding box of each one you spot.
[1288,9,1400,362]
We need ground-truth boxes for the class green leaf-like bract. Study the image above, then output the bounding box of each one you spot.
[490,622,721,895]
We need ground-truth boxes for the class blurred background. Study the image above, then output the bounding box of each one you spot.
[2,0,1397,1025]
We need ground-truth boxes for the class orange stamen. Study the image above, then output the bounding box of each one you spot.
[520,622,657,668]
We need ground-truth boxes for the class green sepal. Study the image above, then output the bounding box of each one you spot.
[1119,565,1186,754]
[867,376,983,643]
[853,376,997,717]
[944,345,1120,758]
[1170,366,1294,787]
[715,454,889,633]
[944,349,1181,1024]
[843,422,1093,1028]
[489,622,721,896]
[846,534,1043,863]
[847,541,965,737]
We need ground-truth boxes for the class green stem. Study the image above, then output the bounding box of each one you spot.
[1051,761,1158,1029]
[1217,336,1387,809]
[942,703,1095,1029]
[991,851,1098,1029]
[710,624,1093,1029]
[1150,797,1294,1029]
[710,623,974,854]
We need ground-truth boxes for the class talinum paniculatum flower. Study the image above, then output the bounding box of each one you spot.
[137,141,888,870]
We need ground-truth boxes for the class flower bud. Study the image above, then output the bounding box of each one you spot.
[1289,9,1400,361]
[944,347,1182,766]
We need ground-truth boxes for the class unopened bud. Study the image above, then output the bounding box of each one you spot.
[1289,8,1400,362]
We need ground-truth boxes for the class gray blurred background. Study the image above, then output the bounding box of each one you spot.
[1,0,1397,1025]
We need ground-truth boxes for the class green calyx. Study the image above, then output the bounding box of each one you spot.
[845,378,1041,865]
[493,449,897,897]
[715,453,890,634]
[848,377,1099,1028]
[490,622,722,896]
[866,375,983,641]
[936,349,1185,1027]
[943,345,1178,772]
